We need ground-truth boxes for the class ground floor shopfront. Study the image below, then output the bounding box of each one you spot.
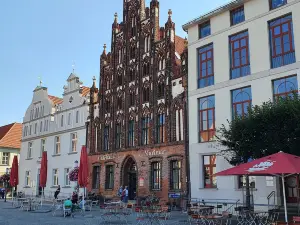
[88,144,187,205]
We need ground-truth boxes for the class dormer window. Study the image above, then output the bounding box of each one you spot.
[230,6,245,26]
[270,0,287,10]
[199,21,211,39]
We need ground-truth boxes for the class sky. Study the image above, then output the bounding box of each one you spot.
[0,0,230,126]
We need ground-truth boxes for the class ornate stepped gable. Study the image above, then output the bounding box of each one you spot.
[89,0,188,153]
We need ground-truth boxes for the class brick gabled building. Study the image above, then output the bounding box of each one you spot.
[87,0,188,204]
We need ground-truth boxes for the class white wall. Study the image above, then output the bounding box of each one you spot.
[18,73,90,197]
[186,0,300,208]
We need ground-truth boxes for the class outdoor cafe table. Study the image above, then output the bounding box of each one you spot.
[101,205,129,224]
[138,208,169,225]
[237,210,269,225]
[191,214,230,225]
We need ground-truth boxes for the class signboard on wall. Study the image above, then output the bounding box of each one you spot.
[168,192,181,199]
[139,177,145,187]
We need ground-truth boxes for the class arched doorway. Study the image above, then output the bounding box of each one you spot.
[122,157,137,200]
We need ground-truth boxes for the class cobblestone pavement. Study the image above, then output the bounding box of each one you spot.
[0,201,190,225]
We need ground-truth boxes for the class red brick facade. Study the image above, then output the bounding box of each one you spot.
[87,0,189,205]
[88,144,186,203]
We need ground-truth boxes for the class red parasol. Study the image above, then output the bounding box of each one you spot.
[215,151,300,176]
[9,155,18,187]
[216,151,300,223]
[39,151,47,188]
[78,146,89,188]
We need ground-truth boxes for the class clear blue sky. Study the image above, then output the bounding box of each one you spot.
[0,0,230,126]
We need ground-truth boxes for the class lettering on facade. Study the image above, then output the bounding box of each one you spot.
[144,149,166,157]
[99,153,118,161]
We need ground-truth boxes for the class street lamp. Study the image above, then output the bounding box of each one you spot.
[4,168,11,202]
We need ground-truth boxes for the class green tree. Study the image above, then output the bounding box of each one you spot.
[217,94,300,208]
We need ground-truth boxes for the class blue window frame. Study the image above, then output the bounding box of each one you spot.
[230,31,251,79]
[199,21,211,39]
[269,15,295,69]
[104,126,109,151]
[198,96,215,142]
[231,6,245,26]
[141,116,150,145]
[270,0,287,10]
[231,87,252,118]
[128,120,134,147]
[198,44,214,88]
[273,75,298,100]
[156,114,165,143]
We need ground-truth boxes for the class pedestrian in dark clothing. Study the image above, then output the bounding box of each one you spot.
[54,185,61,199]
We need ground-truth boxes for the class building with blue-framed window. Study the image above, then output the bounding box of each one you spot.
[183,0,300,210]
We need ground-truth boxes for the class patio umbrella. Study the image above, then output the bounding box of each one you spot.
[10,155,18,202]
[78,145,89,211]
[216,151,300,223]
[39,151,48,206]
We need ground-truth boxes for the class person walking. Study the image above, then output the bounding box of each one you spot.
[118,186,123,200]
[123,186,129,203]
[54,185,61,199]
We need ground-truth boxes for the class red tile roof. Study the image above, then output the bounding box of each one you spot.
[48,95,63,105]
[81,86,90,97]
[175,35,185,56]
[0,123,22,149]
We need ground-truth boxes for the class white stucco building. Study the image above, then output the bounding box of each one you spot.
[18,73,92,197]
[183,0,300,208]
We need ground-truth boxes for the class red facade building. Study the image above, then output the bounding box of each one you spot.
[87,0,188,205]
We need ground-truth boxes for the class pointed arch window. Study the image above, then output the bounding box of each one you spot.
[158,82,165,98]
[143,63,150,76]
[129,69,135,81]
[199,95,215,142]
[273,75,298,101]
[143,87,150,103]
[156,113,165,143]
[129,92,135,106]
[104,126,109,151]
[105,99,111,112]
[128,120,135,147]
[117,73,122,86]
[115,123,121,149]
[141,116,150,145]
[130,46,135,59]
[117,96,122,110]
[231,87,252,118]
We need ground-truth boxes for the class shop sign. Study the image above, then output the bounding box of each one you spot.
[139,177,145,187]
[144,149,166,157]
[168,192,181,199]
[99,153,118,161]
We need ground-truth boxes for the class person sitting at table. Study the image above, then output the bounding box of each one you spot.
[71,191,78,204]
[78,196,86,209]
[64,198,73,214]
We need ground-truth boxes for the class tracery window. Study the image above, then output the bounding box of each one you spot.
[273,75,298,100]
[129,92,135,107]
[231,87,252,118]
[128,120,135,147]
[198,95,215,142]
[141,116,150,145]
[117,96,122,110]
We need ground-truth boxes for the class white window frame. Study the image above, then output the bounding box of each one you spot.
[1,152,10,165]
[28,142,33,159]
[40,121,43,132]
[53,169,59,186]
[71,133,77,152]
[76,111,79,123]
[34,123,37,134]
[68,112,71,125]
[25,171,31,186]
[61,115,64,127]
[55,136,60,155]
[41,139,46,157]
[64,168,71,186]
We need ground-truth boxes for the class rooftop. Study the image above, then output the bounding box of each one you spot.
[182,0,246,31]
[0,123,22,149]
